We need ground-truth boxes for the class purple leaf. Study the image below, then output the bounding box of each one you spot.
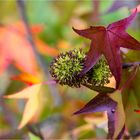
[73,9,140,88]
[74,94,117,138]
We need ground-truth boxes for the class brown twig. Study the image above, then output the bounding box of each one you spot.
[17,0,46,74]
[16,0,62,106]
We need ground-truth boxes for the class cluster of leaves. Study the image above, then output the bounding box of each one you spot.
[71,9,140,139]
[73,9,140,88]
[49,8,140,139]
[1,1,140,140]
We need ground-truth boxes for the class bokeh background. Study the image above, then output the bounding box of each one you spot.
[0,0,140,139]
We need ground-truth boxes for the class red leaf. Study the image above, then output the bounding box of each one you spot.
[74,94,117,138]
[134,109,140,114]
[4,81,56,129]
[73,9,140,88]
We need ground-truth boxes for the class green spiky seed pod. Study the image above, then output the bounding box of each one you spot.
[50,49,87,87]
[50,49,112,89]
[87,58,112,87]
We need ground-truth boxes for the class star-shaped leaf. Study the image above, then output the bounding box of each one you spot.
[74,90,125,139]
[4,80,56,129]
[73,9,140,88]
[4,84,42,129]
[74,94,117,138]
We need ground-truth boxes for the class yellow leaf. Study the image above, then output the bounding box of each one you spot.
[108,90,125,138]
[4,84,42,129]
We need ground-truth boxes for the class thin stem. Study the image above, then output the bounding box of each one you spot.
[16,0,62,106]
[17,0,46,73]
[82,82,115,93]
[122,62,140,69]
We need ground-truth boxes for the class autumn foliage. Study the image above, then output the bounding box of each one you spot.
[1,1,140,140]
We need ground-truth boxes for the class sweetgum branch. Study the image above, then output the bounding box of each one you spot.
[17,0,62,106]
[73,9,140,89]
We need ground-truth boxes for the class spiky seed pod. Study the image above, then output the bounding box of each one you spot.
[87,58,112,87]
[50,49,112,88]
[50,49,87,87]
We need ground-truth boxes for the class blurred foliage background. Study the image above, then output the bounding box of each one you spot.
[0,0,140,139]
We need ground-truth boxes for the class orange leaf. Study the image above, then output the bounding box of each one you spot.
[57,40,71,51]
[35,37,59,57]
[11,22,59,57]
[0,21,58,75]
[12,72,42,85]
[0,24,37,74]
[9,21,44,35]
[4,84,42,129]
[31,24,44,34]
